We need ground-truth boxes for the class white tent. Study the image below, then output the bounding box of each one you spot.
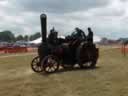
[29,35,101,44]
[94,35,102,43]
[29,38,42,44]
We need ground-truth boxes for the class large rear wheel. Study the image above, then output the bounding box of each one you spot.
[90,60,97,68]
[79,60,97,68]
[79,61,91,68]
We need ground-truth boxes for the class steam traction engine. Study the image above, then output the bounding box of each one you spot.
[31,14,99,73]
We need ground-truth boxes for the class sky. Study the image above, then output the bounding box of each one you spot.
[0,0,128,39]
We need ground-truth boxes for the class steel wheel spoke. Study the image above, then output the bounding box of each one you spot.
[31,56,43,72]
[43,55,59,73]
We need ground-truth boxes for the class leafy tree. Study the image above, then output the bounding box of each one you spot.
[0,30,15,42]
[0,31,41,42]
[24,35,29,41]
[16,35,24,41]
[30,32,41,41]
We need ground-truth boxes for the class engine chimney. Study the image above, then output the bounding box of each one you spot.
[40,14,47,43]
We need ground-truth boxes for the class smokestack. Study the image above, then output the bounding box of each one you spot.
[40,14,47,43]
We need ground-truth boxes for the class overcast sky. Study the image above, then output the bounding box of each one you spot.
[0,0,128,39]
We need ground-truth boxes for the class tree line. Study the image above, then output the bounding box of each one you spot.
[0,30,41,42]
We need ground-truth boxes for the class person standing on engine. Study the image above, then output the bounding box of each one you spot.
[87,27,93,43]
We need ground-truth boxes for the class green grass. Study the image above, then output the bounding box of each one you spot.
[0,48,128,96]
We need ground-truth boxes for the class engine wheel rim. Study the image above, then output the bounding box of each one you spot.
[79,61,92,68]
[43,56,59,73]
[31,56,43,72]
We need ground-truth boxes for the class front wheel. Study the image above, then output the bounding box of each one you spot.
[31,56,43,72]
[41,55,59,73]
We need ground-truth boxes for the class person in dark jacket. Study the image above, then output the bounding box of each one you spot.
[75,27,86,40]
[87,27,93,43]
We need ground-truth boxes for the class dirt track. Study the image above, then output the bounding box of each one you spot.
[0,53,36,58]
[0,53,35,82]
[0,48,128,96]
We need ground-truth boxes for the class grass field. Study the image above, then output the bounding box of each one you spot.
[0,48,128,96]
